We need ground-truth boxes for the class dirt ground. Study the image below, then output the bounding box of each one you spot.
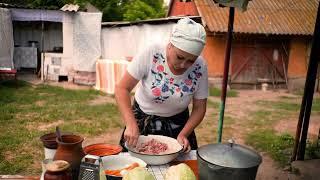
[16,74,320,179]
[82,89,320,180]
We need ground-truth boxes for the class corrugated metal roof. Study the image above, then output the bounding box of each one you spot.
[60,4,79,12]
[102,16,201,27]
[194,0,319,35]
[0,3,60,10]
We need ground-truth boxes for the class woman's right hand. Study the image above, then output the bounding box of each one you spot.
[124,122,140,147]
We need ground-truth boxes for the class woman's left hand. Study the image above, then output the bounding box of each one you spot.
[177,134,191,153]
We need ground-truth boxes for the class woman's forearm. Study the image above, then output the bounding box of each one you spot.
[115,86,136,126]
[179,99,207,137]
[114,71,139,127]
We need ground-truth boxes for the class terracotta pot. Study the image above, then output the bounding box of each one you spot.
[53,134,85,180]
[44,160,72,180]
[40,133,58,149]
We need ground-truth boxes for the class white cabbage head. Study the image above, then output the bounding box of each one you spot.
[123,167,155,180]
[165,163,196,180]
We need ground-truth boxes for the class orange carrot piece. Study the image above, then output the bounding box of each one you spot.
[104,162,140,177]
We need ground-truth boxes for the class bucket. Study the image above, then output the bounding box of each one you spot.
[40,133,58,159]
[261,83,268,91]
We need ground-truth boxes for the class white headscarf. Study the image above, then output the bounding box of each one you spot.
[170,17,206,56]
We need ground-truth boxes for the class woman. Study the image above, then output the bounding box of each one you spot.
[115,17,208,152]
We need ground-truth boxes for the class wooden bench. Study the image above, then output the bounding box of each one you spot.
[0,69,18,86]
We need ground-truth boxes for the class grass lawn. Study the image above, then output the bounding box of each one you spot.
[209,87,238,97]
[1,80,319,175]
[246,97,320,166]
[0,81,121,175]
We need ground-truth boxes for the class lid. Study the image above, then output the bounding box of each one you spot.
[197,140,262,168]
[46,160,70,172]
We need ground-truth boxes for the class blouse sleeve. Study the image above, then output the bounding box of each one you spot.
[194,58,209,99]
[127,45,152,80]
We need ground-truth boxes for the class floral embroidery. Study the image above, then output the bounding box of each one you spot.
[150,52,203,103]
[152,88,161,97]
[157,65,164,72]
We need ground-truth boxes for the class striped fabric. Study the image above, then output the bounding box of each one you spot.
[95,59,129,94]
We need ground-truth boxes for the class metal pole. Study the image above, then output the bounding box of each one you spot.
[41,21,45,81]
[218,7,235,143]
[292,1,320,161]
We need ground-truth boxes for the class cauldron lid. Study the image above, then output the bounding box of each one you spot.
[197,140,262,168]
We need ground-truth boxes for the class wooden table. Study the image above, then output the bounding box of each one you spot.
[0,68,18,87]
[121,150,199,180]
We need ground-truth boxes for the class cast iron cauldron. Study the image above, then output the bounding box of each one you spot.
[197,140,262,180]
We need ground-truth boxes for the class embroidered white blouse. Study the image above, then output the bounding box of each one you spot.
[127,43,208,117]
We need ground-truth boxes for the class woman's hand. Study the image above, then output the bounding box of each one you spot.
[177,98,207,153]
[177,134,191,153]
[115,71,140,147]
[124,122,140,147]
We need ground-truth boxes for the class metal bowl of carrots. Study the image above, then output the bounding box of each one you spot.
[101,155,147,179]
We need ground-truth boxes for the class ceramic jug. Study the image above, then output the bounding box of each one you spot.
[53,134,85,180]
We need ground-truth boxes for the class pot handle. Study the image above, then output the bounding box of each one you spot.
[228,138,235,147]
[207,164,224,170]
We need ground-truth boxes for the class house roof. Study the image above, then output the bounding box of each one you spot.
[0,2,99,12]
[167,0,199,17]
[102,16,201,27]
[60,4,80,12]
[194,0,319,35]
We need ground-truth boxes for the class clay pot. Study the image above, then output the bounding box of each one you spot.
[44,160,72,180]
[53,134,85,180]
[40,133,58,149]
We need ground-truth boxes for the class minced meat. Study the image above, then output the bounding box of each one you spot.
[135,138,168,154]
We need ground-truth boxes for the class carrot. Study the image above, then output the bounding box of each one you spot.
[105,162,140,177]
[105,169,121,176]
[124,162,139,171]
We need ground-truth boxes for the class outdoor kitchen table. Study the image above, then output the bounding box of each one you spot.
[120,150,198,180]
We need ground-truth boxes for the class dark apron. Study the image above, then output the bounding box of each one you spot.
[120,99,198,151]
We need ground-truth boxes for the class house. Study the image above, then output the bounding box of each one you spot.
[167,0,319,91]
[0,3,102,85]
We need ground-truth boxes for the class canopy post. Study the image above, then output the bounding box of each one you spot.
[292,1,320,161]
[218,7,235,143]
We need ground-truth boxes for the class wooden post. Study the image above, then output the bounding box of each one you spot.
[218,7,235,143]
[292,1,320,161]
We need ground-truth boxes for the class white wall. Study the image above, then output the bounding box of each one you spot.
[101,23,175,59]
[0,8,14,68]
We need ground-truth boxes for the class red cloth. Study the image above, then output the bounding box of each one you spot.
[0,69,17,74]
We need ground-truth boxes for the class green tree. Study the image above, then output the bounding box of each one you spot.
[123,0,165,21]
[90,0,129,22]
[0,0,166,22]
[140,0,166,18]
[141,0,164,12]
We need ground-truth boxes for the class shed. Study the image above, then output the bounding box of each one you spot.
[0,3,102,85]
[168,0,319,90]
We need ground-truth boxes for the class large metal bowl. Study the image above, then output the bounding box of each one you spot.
[125,135,183,165]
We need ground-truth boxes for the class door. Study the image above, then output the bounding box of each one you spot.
[230,40,288,86]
